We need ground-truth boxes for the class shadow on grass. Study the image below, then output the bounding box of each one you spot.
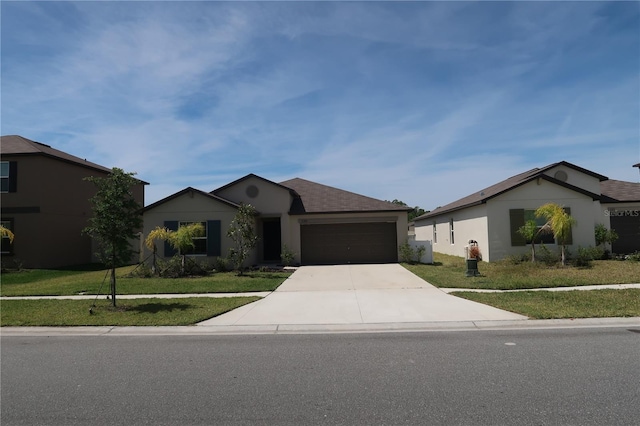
[107,303,194,314]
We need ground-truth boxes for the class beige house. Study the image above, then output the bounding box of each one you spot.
[1,135,146,268]
[142,174,410,265]
[414,161,640,262]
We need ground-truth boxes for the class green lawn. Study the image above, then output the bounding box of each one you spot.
[0,265,290,296]
[404,253,640,290]
[454,289,640,319]
[0,297,260,326]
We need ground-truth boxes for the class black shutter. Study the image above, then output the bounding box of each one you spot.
[510,209,526,246]
[8,162,17,193]
[207,220,222,257]
[164,221,178,257]
[563,207,573,245]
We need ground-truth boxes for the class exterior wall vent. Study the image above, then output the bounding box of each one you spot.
[246,185,259,198]
[554,170,568,182]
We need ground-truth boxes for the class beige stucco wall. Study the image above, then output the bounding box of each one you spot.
[142,190,240,263]
[215,176,293,214]
[542,165,602,195]
[415,204,489,260]
[486,179,597,261]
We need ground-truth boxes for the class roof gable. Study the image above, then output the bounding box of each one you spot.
[538,161,608,181]
[212,173,296,197]
[142,187,239,213]
[415,162,603,221]
[280,178,411,214]
[1,135,113,174]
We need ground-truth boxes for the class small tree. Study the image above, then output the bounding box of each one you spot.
[517,219,542,262]
[227,204,258,275]
[594,223,618,250]
[535,203,576,266]
[145,223,205,275]
[83,168,142,307]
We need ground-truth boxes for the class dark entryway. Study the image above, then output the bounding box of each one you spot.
[300,222,397,265]
[262,218,282,262]
[611,213,640,254]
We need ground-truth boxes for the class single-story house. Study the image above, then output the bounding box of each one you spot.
[142,174,410,266]
[414,161,640,262]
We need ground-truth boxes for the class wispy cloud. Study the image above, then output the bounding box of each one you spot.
[1,1,638,209]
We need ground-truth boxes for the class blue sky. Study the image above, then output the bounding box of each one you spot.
[2,1,639,209]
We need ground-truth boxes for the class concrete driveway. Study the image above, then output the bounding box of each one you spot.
[198,264,527,326]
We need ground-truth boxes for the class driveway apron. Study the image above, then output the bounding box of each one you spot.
[198,264,527,326]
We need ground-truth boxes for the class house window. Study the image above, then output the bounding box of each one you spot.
[433,221,437,243]
[1,162,9,193]
[163,220,221,258]
[524,210,555,245]
[179,221,207,255]
[449,218,454,245]
[1,219,13,254]
[509,208,573,246]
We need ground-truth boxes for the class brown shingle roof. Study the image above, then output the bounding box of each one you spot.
[1,135,113,173]
[1,135,148,184]
[600,179,640,203]
[280,178,410,214]
[415,161,604,221]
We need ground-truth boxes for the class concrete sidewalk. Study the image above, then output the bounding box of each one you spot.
[2,264,638,335]
[440,283,640,293]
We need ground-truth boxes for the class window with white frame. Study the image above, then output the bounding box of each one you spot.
[433,221,437,243]
[449,218,455,244]
[179,221,207,255]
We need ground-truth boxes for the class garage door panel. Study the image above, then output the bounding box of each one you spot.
[301,222,397,265]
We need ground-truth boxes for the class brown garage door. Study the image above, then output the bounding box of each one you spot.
[301,222,397,265]
[611,214,640,254]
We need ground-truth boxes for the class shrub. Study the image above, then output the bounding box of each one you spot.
[627,251,640,262]
[594,223,619,247]
[505,253,531,265]
[280,244,296,266]
[399,242,415,263]
[572,246,605,267]
[213,256,230,272]
[415,245,426,263]
[537,244,560,266]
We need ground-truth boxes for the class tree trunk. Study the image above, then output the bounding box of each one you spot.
[111,248,117,307]
[530,243,536,262]
[110,267,116,307]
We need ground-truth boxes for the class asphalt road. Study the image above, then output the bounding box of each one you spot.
[2,327,639,425]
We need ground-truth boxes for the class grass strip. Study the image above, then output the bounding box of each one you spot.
[1,266,290,296]
[0,297,260,326]
[454,289,640,319]
[403,253,640,290]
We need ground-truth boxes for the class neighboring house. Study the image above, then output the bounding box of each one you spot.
[0,135,146,268]
[142,174,410,265]
[414,161,640,262]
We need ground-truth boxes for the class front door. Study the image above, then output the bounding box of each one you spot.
[262,218,282,262]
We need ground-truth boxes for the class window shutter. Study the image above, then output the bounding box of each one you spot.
[207,220,222,256]
[8,162,17,193]
[163,221,178,257]
[563,207,573,245]
[510,209,526,246]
